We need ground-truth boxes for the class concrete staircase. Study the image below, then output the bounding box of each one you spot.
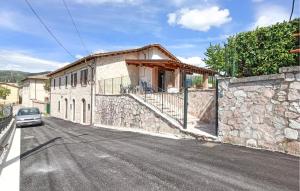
[144,93,183,123]
[132,93,217,141]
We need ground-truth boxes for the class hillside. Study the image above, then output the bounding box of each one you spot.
[0,70,50,84]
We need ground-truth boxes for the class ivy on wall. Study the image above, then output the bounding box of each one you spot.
[204,18,299,77]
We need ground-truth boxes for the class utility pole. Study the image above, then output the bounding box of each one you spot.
[183,72,188,129]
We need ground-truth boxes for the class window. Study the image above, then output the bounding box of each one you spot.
[65,75,68,88]
[71,73,77,87]
[53,79,56,89]
[59,77,61,88]
[58,101,60,112]
[80,69,88,86]
[17,108,40,116]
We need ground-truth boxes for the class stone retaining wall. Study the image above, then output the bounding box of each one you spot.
[218,66,300,156]
[94,94,183,136]
[188,90,216,125]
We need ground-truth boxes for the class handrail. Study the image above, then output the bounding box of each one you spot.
[140,81,184,124]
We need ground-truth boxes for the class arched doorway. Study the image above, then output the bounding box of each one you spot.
[82,99,86,123]
[72,99,75,121]
[65,98,68,119]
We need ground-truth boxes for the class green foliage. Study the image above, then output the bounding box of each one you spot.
[204,18,299,77]
[203,44,226,75]
[44,79,51,92]
[0,86,11,99]
[192,76,203,86]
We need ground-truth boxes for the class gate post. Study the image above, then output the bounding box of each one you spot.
[183,72,188,129]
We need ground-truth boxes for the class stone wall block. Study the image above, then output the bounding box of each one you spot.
[289,119,300,130]
[240,127,252,138]
[289,102,300,113]
[263,89,275,98]
[288,89,300,101]
[285,141,300,155]
[233,90,247,98]
[246,139,257,147]
[284,128,298,140]
[285,73,295,81]
[272,116,286,129]
[290,82,300,90]
[285,111,299,119]
[295,73,300,81]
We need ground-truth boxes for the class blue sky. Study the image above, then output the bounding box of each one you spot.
[0,0,299,72]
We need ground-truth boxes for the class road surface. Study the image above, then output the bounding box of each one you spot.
[18,117,299,191]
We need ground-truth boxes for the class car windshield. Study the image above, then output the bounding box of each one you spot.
[18,108,40,116]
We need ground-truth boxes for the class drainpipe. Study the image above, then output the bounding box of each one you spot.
[215,77,219,136]
[183,72,188,129]
[87,58,96,125]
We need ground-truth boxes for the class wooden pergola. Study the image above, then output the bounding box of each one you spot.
[126,59,216,89]
[126,59,216,75]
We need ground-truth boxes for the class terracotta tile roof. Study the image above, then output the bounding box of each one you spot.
[22,74,49,81]
[0,82,20,88]
[47,44,181,76]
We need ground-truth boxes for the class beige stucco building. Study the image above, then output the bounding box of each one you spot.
[0,83,20,105]
[21,74,49,112]
[48,44,215,125]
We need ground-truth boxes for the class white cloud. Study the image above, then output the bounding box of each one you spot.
[167,7,232,32]
[92,49,107,54]
[74,0,139,5]
[75,54,84,59]
[0,11,19,30]
[178,56,206,67]
[0,50,68,73]
[251,5,289,28]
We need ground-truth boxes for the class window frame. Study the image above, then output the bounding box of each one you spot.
[65,75,68,88]
[59,77,61,89]
[80,69,88,86]
[71,72,77,87]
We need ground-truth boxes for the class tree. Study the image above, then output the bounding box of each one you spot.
[204,18,299,77]
[0,86,11,99]
[203,43,227,76]
[44,79,50,92]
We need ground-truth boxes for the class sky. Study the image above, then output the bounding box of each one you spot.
[0,0,299,73]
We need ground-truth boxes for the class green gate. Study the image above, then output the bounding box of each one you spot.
[46,103,50,114]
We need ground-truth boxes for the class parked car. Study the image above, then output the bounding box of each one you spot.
[15,107,43,127]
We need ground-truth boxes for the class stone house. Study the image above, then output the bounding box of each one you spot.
[47,44,215,125]
[0,83,20,105]
[21,74,50,112]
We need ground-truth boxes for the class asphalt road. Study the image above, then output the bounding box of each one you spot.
[20,117,299,191]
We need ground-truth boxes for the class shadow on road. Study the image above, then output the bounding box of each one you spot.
[2,137,61,168]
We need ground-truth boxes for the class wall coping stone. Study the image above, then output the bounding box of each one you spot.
[279,66,300,73]
[228,73,284,84]
[217,66,299,84]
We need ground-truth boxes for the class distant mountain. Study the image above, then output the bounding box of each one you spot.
[0,70,50,84]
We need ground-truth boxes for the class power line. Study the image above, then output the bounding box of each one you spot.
[62,0,90,55]
[289,0,295,21]
[24,0,76,59]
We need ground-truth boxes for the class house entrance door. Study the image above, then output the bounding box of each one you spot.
[82,99,86,123]
[158,70,165,92]
[65,99,68,119]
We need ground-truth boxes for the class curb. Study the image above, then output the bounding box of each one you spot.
[0,119,16,172]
